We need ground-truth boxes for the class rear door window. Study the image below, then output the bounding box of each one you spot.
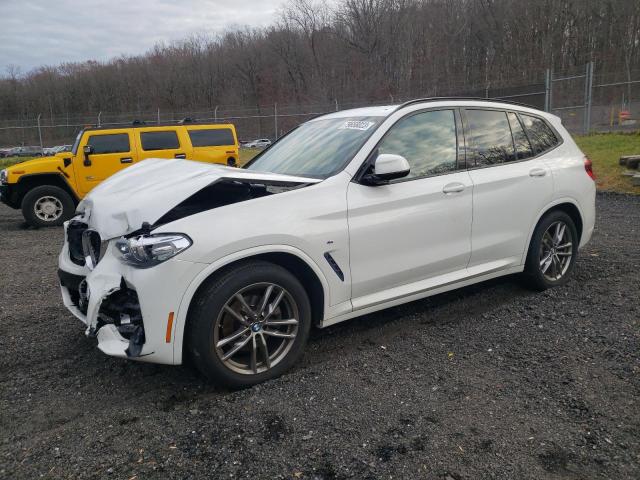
[141,131,180,151]
[464,109,516,166]
[188,128,235,147]
[87,133,130,154]
[519,114,559,154]
[507,112,534,160]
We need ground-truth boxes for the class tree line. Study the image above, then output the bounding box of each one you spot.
[1,0,639,124]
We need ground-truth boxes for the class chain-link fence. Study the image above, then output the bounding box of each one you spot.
[1,64,639,150]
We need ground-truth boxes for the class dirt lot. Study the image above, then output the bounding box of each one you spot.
[1,194,639,480]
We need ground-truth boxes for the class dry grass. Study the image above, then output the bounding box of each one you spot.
[574,132,640,194]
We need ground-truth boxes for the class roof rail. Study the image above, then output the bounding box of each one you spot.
[82,119,229,131]
[395,96,538,111]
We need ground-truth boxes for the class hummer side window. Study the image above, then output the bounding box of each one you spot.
[188,129,235,147]
[141,131,180,150]
[87,134,130,154]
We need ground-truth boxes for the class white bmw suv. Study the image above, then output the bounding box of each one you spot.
[58,99,595,387]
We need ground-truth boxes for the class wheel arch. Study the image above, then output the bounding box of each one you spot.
[16,173,79,207]
[173,246,329,365]
[522,198,585,264]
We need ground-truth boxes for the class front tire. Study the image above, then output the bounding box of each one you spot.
[524,210,579,291]
[187,261,312,388]
[21,185,75,227]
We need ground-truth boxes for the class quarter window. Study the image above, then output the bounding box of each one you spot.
[465,110,516,166]
[188,128,235,147]
[507,112,534,160]
[520,114,558,154]
[378,109,457,179]
[87,134,130,154]
[141,131,180,151]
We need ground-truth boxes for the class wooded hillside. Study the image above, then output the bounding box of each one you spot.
[1,0,639,120]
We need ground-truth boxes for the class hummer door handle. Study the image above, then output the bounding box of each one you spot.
[120,157,133,164]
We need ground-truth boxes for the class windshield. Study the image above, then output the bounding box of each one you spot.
[71,130,83,155]
[245,116,382,178]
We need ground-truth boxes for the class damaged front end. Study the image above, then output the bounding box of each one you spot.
[58,268,147,358]
[97,278,146,357]
[58,160,322,365]
[59,220,148,358]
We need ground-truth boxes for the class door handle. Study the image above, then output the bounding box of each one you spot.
[120,157,133,164]
[442,182,466,194]
[174,153,186,159]
[529,168,547,177]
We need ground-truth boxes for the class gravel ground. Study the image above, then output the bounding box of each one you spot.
[1,194,639,480]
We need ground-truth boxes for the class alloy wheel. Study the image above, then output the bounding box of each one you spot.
[213,282,299,375]
[538,220,573,281]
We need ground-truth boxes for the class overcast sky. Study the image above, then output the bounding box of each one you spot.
[0,0,288,74]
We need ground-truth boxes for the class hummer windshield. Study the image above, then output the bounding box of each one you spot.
[71,130,84,155]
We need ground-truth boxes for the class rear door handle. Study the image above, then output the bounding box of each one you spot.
[442,182,466,194]
[174,153,186,159]
[120,157,133,164]
[529,167,547,177]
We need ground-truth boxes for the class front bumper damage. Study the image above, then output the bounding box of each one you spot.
[58,270,146,357]
[58,221,207,364]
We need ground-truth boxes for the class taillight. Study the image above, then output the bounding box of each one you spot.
[584,157,595,180]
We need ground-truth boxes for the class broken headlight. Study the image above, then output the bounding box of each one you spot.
[115,233,192,268]
[0,169,7,184]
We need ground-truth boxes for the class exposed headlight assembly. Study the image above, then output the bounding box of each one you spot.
[115,233,192,268]
[0,169,7,184]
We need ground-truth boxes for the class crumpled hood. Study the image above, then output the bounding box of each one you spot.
[76,158,320,239]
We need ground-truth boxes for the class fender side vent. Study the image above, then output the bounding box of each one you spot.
[324,252,344,281]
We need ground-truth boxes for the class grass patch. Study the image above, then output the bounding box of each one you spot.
[574,132,640,194]
[238,148,260,166]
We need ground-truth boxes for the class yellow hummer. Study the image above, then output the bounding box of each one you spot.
[0,121,239,227]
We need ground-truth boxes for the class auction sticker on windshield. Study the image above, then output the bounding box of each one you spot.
[339,120,376,130]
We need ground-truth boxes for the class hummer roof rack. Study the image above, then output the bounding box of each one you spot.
[82,118,228,131]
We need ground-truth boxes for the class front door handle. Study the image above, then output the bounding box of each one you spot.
[442,182,466,194]
[120,157,133,164]
[529,168,547,177]
[174,153,186,159]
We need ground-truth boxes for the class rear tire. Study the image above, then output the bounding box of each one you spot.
[22,185,75,227]
[187,261,311,388]
[523,210,579,291]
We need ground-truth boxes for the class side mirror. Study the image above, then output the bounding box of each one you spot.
[361,153,410,186]
[83,145,93,166]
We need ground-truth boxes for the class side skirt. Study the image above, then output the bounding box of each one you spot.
[321,264,523,328]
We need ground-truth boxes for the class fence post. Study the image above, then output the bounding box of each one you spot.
[157,107,160,124]
[214,105,219,122]
[335,99,339,111]
[544,68,552,112]
[274,103,278,140]
[37,114,43,152]
[584,61,594,134]
[97,111,102,127]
